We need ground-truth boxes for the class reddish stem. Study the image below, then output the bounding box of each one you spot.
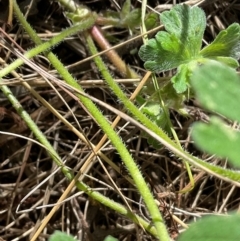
[90,25,139,78]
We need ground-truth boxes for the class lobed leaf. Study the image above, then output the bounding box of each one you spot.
[200,23,240,60]
[104,235,119,241]
[178,213,240,241]
[208,56,239,68]
[141,102,170,148]
[49,231,77,241]
[161,4,206,57]
[120,0,131,19]
[145,12,159,30]
[139,5,206,73]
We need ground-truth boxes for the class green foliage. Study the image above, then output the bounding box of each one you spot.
[140,100,170,148]
[102,0,141,30]
[138,4,240,147]
[102,0,158,31]
[139,4,205,73]
[200,23,240,60]
[178,213,240,241]
[120,0,141,29]
[65,6,92,23]
[185,61,240,241]
[49,231,77,241]
[191,62,240,123]
[49,231,119,241]
[192,116,240,168]
[144,12,159,30]
[104,235,119,241]
[141,102,168,129]
[136,79,185,147]
[171,61,198,93]
[139,4,240,94]
[191,62,240,168]
[12,1,240,241]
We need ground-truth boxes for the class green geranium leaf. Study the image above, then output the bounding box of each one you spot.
[142,102,169,129]
[200,23,240,60]
[192,117,240,168]
[160,4,206,57]
[104,235,119,241]
[178,213,240,241]
[49,231,76,241]
[142,102,162,117]
[191,62,240,122]
[139,5,206,72]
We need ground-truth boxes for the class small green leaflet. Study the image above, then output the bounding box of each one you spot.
[120,0,141,29]
[102,0,141,30]
[171,61,198,93]
[139,4,240,93]
[104,235,119,241]
[141,101,170,148]
[49,231,77,241]
[200,23,240,60]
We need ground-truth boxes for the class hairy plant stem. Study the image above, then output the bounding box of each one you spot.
[0,23,97,78]
[8,0,161,239]
[86,32,170,241]
[9,0,240,239]
[0,83,158,239]
[10,0,240,194]
[85,34,240,185]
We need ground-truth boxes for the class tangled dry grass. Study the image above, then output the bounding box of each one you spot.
[0,0,240,240]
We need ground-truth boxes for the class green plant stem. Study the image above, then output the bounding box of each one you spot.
[51,42,168,239]
[0,24,97,78]
[86,32,170,241]
[0,83,158,238]
[10,0,240,187]
[85,24,240,186]
[74,178,158,236]
[76,86,240,185]
[139,2,194,191]
[11,1,163,239]
[10,0,240,237]
[0,84,63,167]
[152,75,194,191]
